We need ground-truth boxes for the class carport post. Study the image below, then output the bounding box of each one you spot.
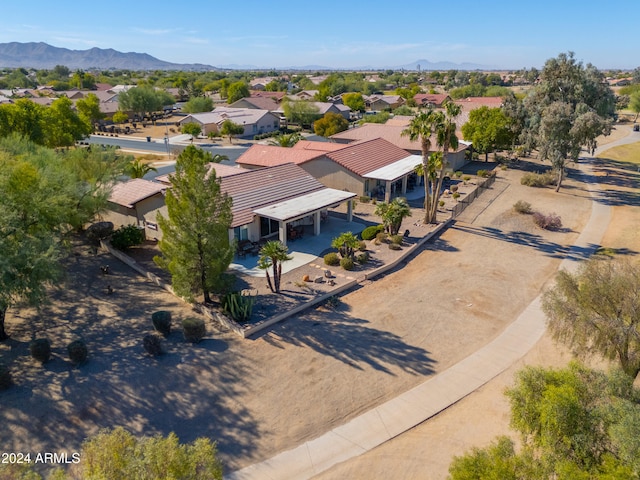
[347,200,353,222]
[314,211,321,236]
[279,221,287,246]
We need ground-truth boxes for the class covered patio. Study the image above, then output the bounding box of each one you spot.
[364,154,422,202]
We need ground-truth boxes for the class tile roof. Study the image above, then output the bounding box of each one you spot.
[155,163,247,185]
[292,140,347,153]
[385,115,413,127]
[325,138,411,176]
[230,96,280,111]
[179,107,276,126]
[108,179,166,208]
[413,93,451,106]
[220,163,326,227]
[236,144,326,167]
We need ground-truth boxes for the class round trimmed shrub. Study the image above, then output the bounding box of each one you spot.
[30,338,51,364]
[0,363,11,390]
[86,221,114,243]
[361,225,384,241]
[356,252,369,264]
[110,224,145,250]
[390,234,403,245]
[151,311,172,337]
[324,252,340,266]
[143,334,163,356]
[358,240,367,251]
[182,317,206,343]
[67,340,88,365]
[340,256,355,271]
[375,232,388,244]
[389,243,402,251]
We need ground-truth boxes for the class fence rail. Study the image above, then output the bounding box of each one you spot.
[451,174,496,219]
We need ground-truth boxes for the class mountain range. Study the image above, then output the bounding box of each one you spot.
[0,42,215,71]
[0,42,493,71]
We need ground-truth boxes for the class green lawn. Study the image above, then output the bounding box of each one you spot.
[598,141,640,165]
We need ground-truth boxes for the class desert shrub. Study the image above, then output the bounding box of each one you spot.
[439,200,445,207]
[356,252,369,264]
[357,240,367,251]
[476,169,490,178]
[30,338,51,363]
[67,340,88,365]
[450,184,459,193]
[340,256,355,271]
[324,252,340,266]
[454,170,463,178]
[513,200,533,214]
[359,195,371,203]
[375,231,388,244]
[221,292,255,323]
[452,192,461,200]
[388,243,402,250]
[0,363,11,390]
[390,234,403,245]
[86,221,114,243]
[151,311,172,336]
[110,224,145,250]
[521,171,555,187]
[361,225,384,241]
[143,334,163,356]
[182,317,206,343]
[533,212,562,230]
[462,175,471,183]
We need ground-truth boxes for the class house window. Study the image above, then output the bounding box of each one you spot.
[234,225,249,242]
[252,124,258,132]
[146,221,158,231]
[259,217,279,237]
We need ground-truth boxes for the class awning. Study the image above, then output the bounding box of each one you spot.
[363,154,422,182]
[253,188,356,222]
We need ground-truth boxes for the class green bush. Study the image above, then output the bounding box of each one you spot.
[340,256,355,271]
[388,243,402,250]
[221,292,255,323]
[477,169,490,178]
[67,339,88,365]
[361,225,384,241]
[358,240,367,251]
[513,200,533,214]
[452,192,461,200]
[390,234,403,245]
[86,221,114,243]
[151,311,172,337]
[356,252,369,264]
[359,195,371,203]
[110,224,145,250]
[463,175,471,183]
[439,200,445,207]
[521,171,556,187]
[454,171,463,178]
[30,338,51,364]
[375,232,388,244]
[324,252,340,266]
[143,334,163,356]
[182,317,206,343]
[0,363,11,390]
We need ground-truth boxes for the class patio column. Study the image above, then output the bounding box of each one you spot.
[314,211,321,236]
[347,200,353,222]
[401,175,408,195]
[384,180,391,203]
[279,221,287,246]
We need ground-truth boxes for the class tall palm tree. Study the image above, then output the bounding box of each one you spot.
[258,240,292,294]
[125,158,158,179]
[402,108,439,223]
[267,132,302,147]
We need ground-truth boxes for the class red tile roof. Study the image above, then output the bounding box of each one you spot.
[220,163,325,227]
[155,163,247,185]
[292,140,346,153]
[235,144,326,168]
[325,138,410,176]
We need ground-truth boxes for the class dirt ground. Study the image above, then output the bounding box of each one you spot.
[1,125,636,478]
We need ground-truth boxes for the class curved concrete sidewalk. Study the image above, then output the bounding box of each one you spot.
[226,148,617,480]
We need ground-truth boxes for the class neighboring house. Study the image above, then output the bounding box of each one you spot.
[178,107,281,138]
[608,77,632,87]
[250,91,286,101]
[454,96,505,129]
[364,94,405,111]
[108,163,355,247]
[250,77,277,90]
[385,115,414,127]
[104,178,167,241]
[413,93,451,108]
[330,123,470,172]
[237,138,423,202]
[229,95,281,111]
[292,90,318,101]
[314,102,351,120]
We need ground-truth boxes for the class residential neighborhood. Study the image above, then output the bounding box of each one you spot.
[1,17,640,480]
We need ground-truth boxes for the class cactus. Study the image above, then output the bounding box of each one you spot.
[151,311,172,337]
[221,292,255,323]
[182,318,206,343]
[67,339,88,365]
[30,338,51,364]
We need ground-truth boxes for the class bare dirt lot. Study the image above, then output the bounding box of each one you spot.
[2,126,636,478]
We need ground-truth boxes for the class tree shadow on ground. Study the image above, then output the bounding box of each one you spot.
[451,223,599,261]
[261,311,436,376]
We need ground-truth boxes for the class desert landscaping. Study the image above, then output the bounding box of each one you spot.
[2,115,637,480]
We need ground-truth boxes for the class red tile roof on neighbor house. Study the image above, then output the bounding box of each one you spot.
[325,138,411,176]
[235,144,327,168]
[454,96,504,108]
[108,179,166,208]
[292,140,346,153]
[155,163,247,185]
[220,163,326,227]
[413,93,451,106]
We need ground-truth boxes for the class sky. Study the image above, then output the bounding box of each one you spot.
[0,0,636,70]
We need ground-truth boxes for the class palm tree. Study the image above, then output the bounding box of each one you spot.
[211,153,229,163]
[258,240,292,294]
[125,158,158,179]
[330,232,360,259]
[402,107,439,223]
[267,132,302,147]
[374,197,412,235]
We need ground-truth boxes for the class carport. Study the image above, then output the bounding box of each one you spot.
[363,154,422,202]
